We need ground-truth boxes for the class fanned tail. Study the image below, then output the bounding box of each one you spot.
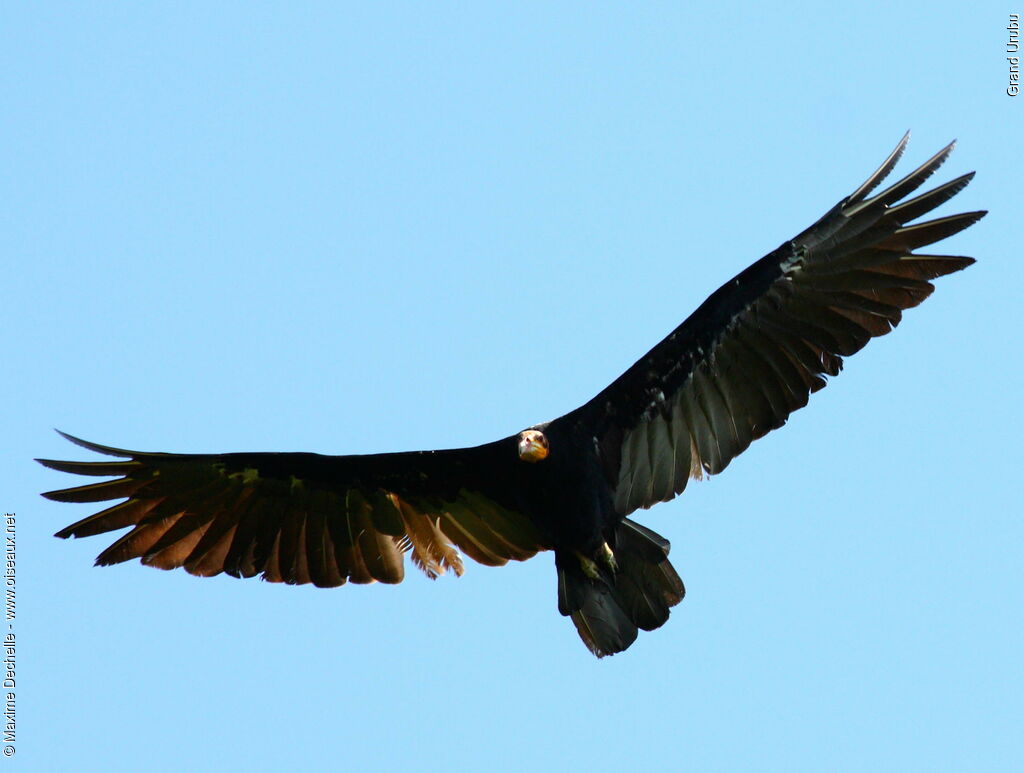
[556,518,685,657]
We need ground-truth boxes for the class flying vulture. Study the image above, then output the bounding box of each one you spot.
[40,135,984,657]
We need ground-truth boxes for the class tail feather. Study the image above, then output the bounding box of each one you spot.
[557,518,685,657]
[569,583,638,657]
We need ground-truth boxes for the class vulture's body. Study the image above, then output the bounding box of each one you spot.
[41,136,985,656]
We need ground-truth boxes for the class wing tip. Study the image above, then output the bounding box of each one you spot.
[847,132,912,204]
[51,430,137,458]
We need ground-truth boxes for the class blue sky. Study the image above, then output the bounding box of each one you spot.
[5,3,1021,771]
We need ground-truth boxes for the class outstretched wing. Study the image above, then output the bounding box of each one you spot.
[566,135,985,515]
[40,431,550,586]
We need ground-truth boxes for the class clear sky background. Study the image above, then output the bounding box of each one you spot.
[5,3,1021,771]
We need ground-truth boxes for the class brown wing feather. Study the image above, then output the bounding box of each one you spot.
[40,431,551,586]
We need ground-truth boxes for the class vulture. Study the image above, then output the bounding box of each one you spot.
[40,135,984,657]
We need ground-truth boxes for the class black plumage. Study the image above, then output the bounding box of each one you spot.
[40,135,984,657]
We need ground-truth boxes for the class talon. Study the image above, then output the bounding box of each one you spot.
[599,541,618,573]
[576,552,601,580]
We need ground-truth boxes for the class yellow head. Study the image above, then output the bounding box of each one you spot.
[517,429,549,463]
